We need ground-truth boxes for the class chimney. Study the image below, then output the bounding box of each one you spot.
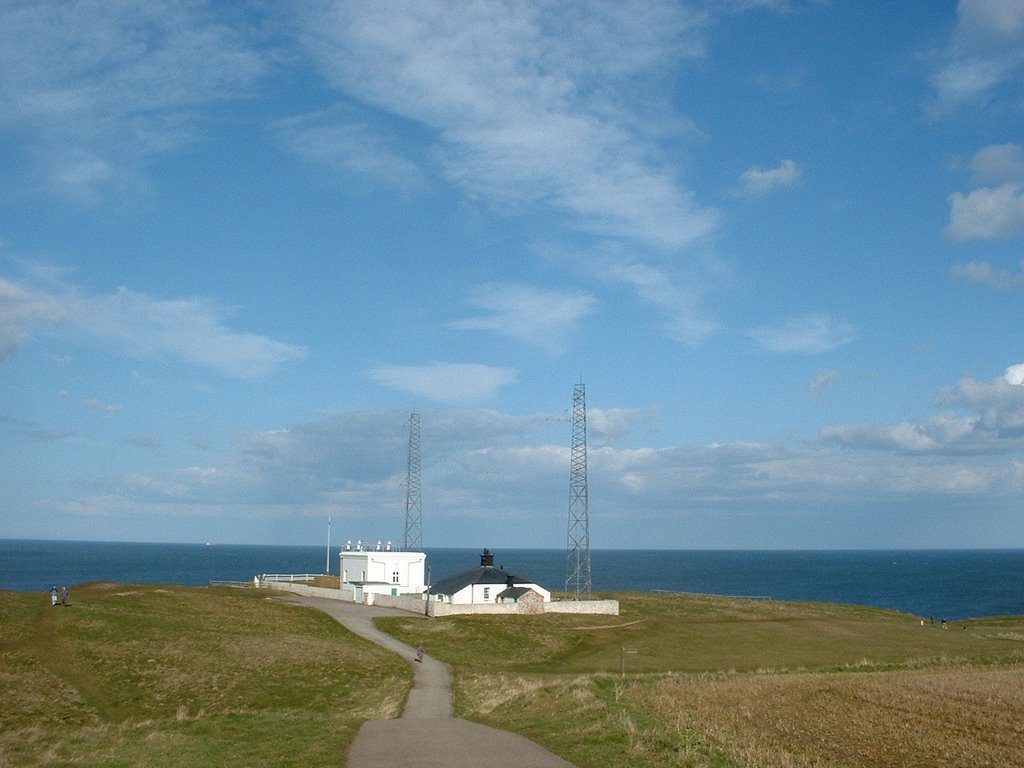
[480,549,494,567]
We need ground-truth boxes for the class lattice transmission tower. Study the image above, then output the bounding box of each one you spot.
[565,382,592,600]
[403,411,422,550]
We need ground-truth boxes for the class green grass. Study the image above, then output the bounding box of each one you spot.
[376,592,1024,768]
[6,585,1023,768]
[378,591,1024,675]
[0,584,410,767]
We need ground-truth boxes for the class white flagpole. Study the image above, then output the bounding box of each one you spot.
[325,516,331,574]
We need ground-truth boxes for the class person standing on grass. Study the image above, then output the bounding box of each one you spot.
[60,586,69,606]
[51,586,58,606]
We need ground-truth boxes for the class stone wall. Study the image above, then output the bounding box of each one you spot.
[429,601,522,617]
[544,599,619,615]
[370,593,431,613]
[261,581,618,617]
[427,598,619,617]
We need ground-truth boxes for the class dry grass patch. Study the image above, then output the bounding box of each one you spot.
[642,665,1024,767]
[376,591,1024,768]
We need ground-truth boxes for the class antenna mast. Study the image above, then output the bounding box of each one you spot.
[565,382,591,600]
[403,410,423,550]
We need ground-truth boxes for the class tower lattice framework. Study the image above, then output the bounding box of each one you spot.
[403,411,423,551]
[565,382,592,600]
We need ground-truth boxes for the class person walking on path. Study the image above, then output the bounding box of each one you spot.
[415,643,425,663]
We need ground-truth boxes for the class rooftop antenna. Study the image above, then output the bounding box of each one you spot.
[403,410,423,550]
[565,382,592,600]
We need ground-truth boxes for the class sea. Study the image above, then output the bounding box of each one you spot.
[1,540,1022,621]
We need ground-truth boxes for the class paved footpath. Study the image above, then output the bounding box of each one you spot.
[288,596,576,768]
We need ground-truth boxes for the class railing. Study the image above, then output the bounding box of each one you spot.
[259,573,320,583]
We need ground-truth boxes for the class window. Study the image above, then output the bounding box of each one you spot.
[392,571,400,584]
[483,587,490,601]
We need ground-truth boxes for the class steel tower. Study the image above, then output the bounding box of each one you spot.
[565,382,592,600]
[403,411,423,550]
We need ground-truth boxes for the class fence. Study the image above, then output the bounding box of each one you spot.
[260,573,320,584]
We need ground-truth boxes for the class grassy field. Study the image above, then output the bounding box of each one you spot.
[377,592,1024,768]
[0,583,409,768]
[5,585,1023,767]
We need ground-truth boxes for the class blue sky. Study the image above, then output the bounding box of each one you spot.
[3,0,1024,549]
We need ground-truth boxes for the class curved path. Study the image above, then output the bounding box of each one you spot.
[288,596,576,768]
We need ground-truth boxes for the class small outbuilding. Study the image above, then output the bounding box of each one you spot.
[427,549,551,606]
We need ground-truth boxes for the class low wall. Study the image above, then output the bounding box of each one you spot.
[261,582,353,601]
[261,582,618,617]
[545,599,619,615]
[429,601,521,617]
[427,598,618,617]
[370,594,431,613]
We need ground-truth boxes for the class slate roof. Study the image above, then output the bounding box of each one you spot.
[427,549,539,596]
[427,564,530,596]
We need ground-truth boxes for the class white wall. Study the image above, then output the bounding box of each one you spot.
[339,549,426,598]
[445,581,551,604]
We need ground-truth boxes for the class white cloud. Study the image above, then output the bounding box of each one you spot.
[587,407,655,446]
[749,313,858,354]
[822,415,979,453]
[294,2,719,251]
[947,184,1024,239]
[0,277,72,358]
[930,56,1018,110]
[82,288,307,379]
[1004,363,1024,385]
[67,408,558,524]
[279,110,428,192]
[823,367,1024,455]
[38,401,1024,547]
[950,259,1024,288]
[809,369,840,397]
[85,399,122,417]
[952,0,1024,48]
[288,2,821,347]
[0,0,265,198]
[365,362,518,406]
[451,283,596,355]
[733,159,801,196]
[601,260,721,346]
[0,270,305,378]
[123,433,163,449]
[929,0,1024,112]
[936,372,1024,435]
[969,142,1024,185]
[948,144,1024,240]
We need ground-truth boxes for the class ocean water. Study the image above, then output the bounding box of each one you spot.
[1,540,1021,620]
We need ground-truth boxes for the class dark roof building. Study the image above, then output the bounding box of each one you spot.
[427,549,551,605]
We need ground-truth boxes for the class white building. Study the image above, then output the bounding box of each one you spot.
[339,540,426,604]
[428,549,551,606]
